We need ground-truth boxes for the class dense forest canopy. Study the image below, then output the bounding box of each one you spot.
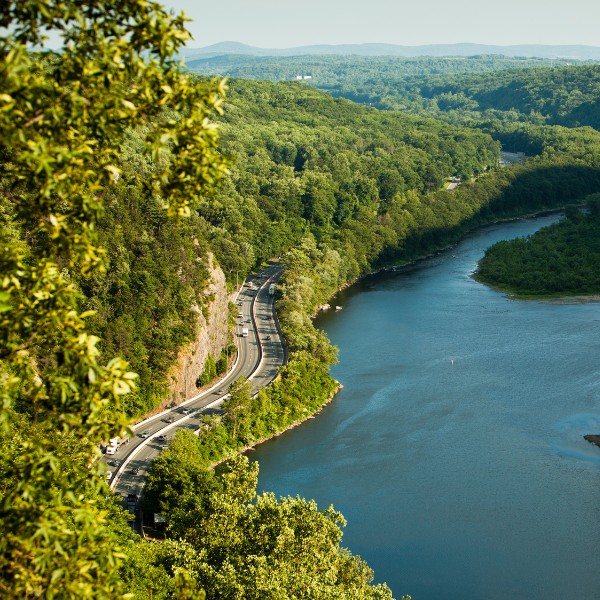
[476,196,600,296]
[186,53,576,86]
[187,55,598,121]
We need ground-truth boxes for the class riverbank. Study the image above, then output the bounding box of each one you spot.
[473,201,600,302]
[209,383,343,469]
[242,383,342,452]
[343,208,570,295]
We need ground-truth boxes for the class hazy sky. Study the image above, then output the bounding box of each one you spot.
[160,0,600,48]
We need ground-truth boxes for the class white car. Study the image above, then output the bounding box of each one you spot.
[106,471,113,481]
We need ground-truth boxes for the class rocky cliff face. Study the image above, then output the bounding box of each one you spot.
[163,252,231,409]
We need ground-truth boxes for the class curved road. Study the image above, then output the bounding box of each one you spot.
[106,263,285,508]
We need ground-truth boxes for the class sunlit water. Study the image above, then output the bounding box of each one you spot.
[252,214,600,600]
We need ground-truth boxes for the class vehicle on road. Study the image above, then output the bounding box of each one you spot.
[105,435,129,455]
[242,327,249,337]
[269,283,275,296]
[181,407,193,415]
[110,459,123,467]
[245,319,251,323]
[131,467,140,475]
[158,434,168,441]
[106,471,113,481]
[140,431,150,438]
[164,416,176,423]
[266,335,271,340]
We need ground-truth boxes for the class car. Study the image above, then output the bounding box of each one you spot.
[106,471,113,481]
[131,467,140,475]
[159,444,169,450]
[265,335,271,340]
[110,459,122,467]
[181,407,192,415]
[158,434,168,441]
[140,431,150,438]
[245,319,251,323]
[164,416,176,423]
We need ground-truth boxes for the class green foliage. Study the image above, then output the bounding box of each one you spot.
[222,378,253,441]
[121,539,207,600]
[0,1,226,596]
[417,64,600,130]
[476,195,600,296]
[197,354,218,388]
[140,455,394,599]
[187,53,597,128]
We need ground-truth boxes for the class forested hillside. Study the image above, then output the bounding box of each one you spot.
[187,55,597,121]
[186,53,571,89]
[417,64,600,129]
[4,1,600,596]
[476,196,600,296]
[189,56,600,134]
[206,78,499,273]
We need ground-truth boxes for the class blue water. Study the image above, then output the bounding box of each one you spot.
[252,214,600,600]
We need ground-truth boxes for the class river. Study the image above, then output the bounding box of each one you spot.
[251,214,600,600]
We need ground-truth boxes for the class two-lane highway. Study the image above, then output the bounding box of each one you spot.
[107,263,285,504]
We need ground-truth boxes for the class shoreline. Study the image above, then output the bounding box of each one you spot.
[209,383,343,468]
[314,207,570,317]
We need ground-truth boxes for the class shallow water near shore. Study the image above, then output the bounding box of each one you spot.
[252,213,600,600]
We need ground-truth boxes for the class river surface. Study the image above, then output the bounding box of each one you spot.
[251,214,600,600]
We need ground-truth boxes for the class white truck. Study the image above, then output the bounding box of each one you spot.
[269,283,275,296]
[105,436,129,455]
[242,327,249,337]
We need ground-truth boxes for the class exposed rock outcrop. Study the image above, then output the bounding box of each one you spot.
[163,252,231,409]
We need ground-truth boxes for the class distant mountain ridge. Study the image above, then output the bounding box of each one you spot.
[180,41,600,61]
